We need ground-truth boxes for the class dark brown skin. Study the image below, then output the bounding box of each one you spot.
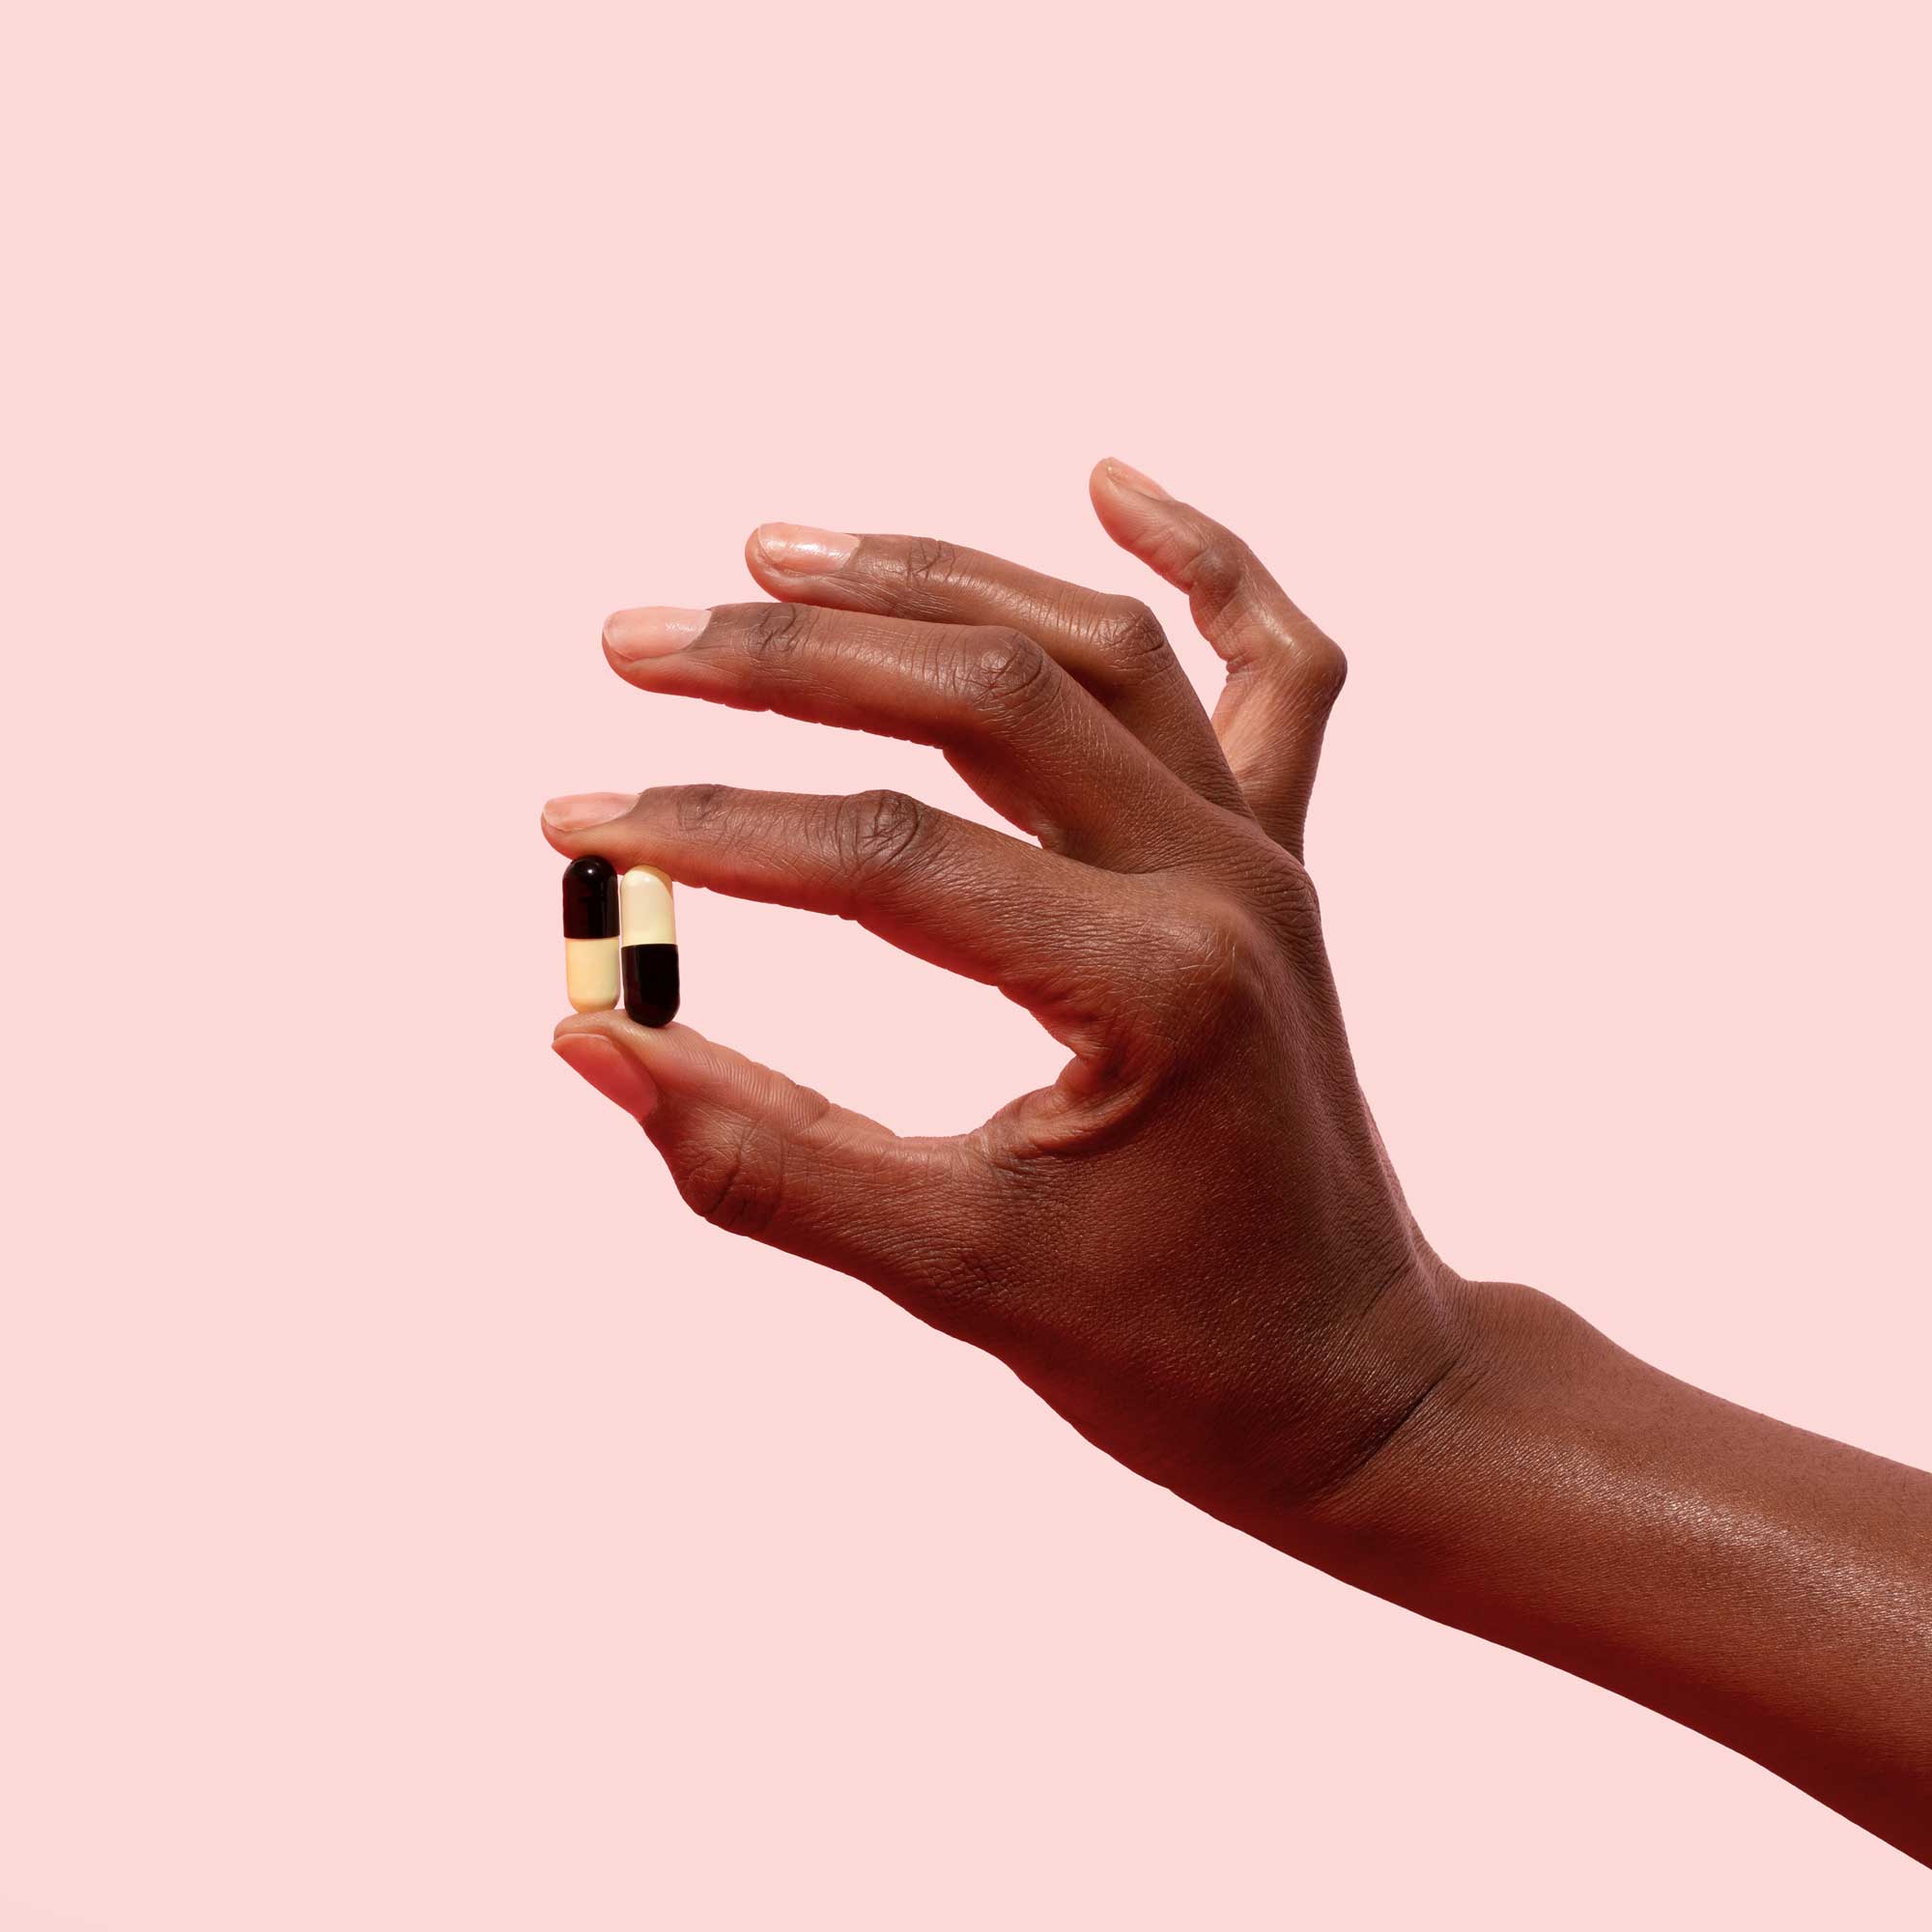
[544,459,1932,1863]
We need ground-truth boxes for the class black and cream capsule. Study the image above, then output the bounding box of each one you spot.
[561,855,620,1012]
[619,865,679,1027]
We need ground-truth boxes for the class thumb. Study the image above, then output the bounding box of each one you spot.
[554,1014,981,1305]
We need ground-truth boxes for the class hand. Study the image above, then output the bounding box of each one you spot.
[543,459,1476,1537]
[544,463,1932,1863]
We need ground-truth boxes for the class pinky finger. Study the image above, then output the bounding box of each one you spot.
[1090,459,1347,858]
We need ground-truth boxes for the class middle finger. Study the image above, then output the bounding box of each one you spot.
[601,601,1219,871]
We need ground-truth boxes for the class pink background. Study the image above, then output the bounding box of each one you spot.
[6,2,1928,1924]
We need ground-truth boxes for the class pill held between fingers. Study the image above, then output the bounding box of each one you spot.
[620,865,679,1028]
[561,856,620,1012]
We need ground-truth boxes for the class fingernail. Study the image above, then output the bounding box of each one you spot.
[1103,458,1172,501]
[554,1029,659,1120]
[753,523,859,574]
[604,607,711,661]
[543,790,636,831]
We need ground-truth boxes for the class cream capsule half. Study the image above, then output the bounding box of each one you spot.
[561,855,620,1012]
[619,865,679,1028]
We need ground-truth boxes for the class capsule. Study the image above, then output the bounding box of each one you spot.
[619,865,679,1027]
[561,855,620,1012]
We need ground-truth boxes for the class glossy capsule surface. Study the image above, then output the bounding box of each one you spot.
[619,865,679,1028]
[561,855,620,1012]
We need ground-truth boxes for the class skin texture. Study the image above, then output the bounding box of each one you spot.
[544,460,1932,1864]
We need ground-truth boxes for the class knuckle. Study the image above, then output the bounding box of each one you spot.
[1090,595,1171,673]
[739,601,811,663]
[897,535,961,592]
[1303,636,1349,703]
[676,1121,785,1236]
[832,787,932,880]
[960,626,1052,718]
[1187,535,1250,618]
[1275,856,1322,932]
[1146,895,1267,1018]
[671,781,733,834]
[1239,838,1324,945]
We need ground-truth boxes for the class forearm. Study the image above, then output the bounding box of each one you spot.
[1293,1281,1932,1861]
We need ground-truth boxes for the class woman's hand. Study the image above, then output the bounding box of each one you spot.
[544,458,1475,1534]
[543,463,1932,1864]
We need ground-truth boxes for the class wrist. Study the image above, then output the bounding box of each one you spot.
[1283,1275,1598,1575]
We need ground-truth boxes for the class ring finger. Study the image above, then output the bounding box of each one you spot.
[743,524,1249,817]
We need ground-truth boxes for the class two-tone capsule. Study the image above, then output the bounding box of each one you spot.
[559,857,679,1026]
[619,865,679,1027]
[561,855,621,1011]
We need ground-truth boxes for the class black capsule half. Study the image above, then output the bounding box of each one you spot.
[622,945,680,1029]
[561,855,619,939]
